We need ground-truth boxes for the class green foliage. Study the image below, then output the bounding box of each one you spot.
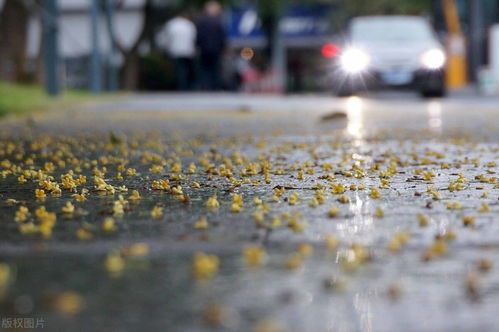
[336,0,431,15]
[0,81,102,117]
[166,0,235,9]
[224,0,431,34]
[163,0,431,14]
[138,53,176,91]
[326,0,432,32]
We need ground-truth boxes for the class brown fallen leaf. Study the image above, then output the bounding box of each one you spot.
[320,111,347,122]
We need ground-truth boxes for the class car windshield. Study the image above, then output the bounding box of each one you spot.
[351,17,433,42]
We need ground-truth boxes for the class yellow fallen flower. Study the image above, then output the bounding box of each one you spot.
[53,291,86,315]
[206,195,220,209]
[243,246,266,268]
[369,188,381,199]
[61,201,75,214]
[325,233,338,249]
[102,217,116,232]
[192,252,219,279]
[129,190,141,201]
[478,202,489,213]
[76,227,93,240]
[194,216,209,229]
[374,207,384,218]
[14,206,29,223]
[105,253,125,277]
[328,206,340,218]
[35,189,46,199]
[417,213,429,227]
[113,201,124,216]
[150,206,163,219]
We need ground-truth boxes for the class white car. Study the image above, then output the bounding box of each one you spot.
[333,16,447,97]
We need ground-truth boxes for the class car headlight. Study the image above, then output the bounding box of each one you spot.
[421,49,446,69]
[340,48,370,73]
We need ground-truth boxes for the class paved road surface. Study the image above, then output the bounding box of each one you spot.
[0,92,498,331]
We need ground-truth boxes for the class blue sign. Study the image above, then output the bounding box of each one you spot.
[280,5,330,39]
[227,5,331,42]
[227,6,265,40]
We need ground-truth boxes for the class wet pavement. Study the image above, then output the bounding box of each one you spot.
[0,92,498,331]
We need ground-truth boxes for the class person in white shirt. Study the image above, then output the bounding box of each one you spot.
[157,11,197,90]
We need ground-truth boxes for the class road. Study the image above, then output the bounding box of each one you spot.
[0,91,498,331]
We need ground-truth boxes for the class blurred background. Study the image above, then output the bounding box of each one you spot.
[0,0,498,96]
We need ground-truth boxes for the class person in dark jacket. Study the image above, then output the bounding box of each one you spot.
[196,1,226,91]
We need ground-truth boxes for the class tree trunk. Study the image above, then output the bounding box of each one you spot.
[0,0,30,82]
[121,53,139,90]
[112,0,155,90]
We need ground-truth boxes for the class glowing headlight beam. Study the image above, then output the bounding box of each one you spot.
[340,48,370,74]
[421,49,446,70]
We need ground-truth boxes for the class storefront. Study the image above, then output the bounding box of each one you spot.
[226,4,334,92]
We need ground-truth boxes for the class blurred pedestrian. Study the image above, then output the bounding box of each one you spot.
[157,10,197,91]
[196,1,226,91]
